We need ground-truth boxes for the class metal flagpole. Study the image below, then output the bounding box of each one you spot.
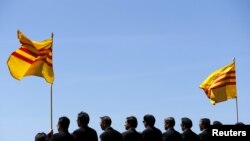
[50,32,54,129]
[236,98,239,123]
[233,58,239,123]
[50,83,53,129]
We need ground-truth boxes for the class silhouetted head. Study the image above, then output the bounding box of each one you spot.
[125,116,138,130]
[164,117,175,130]
[213,121,223,126]
[235,122,245,125]
[77,111,90,127]
[143,114,155,128]
[199,118,210,131]
[57,116,70,132]
[35,132,47,141]
[181,117,192,131]
[100,116,112,130]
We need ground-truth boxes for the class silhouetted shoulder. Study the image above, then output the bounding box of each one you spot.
[122,128,142,141]
[142,127,162,141]
[181,129,199,141]
[199,129,211,141]
[50,132,74,141]
[72,127,98,141]
[100,127,123,141]
[162,128,182,141]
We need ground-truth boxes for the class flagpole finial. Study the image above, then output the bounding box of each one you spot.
[51,32,54,39]
[17,30,21,38]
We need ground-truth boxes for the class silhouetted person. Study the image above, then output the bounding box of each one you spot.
[212,121,222,126]
[72,112,98,141]
[162,117,182,141]
[235,122,245,125]
[141,114,162,141]
[122,116,143,141]
[35,132,47,141]
[99,116,123,141]
[199,118,211,141]
[180,117,200,141]
[49,116,74,141]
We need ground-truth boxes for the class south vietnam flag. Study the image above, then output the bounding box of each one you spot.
[199,61,237,105]
[7,30,54,83]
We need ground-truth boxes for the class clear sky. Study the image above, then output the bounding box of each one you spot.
[1,0,250,141]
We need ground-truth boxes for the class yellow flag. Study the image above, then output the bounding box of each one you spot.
[199,61,237,105]
[7,30,54,83]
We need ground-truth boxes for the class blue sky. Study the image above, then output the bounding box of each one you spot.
[1,0,250,141]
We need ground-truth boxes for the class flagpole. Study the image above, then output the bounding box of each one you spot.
[50,83,53,129]
[233,58,239,123]
[50,32,54,130]
[236,98,239,123]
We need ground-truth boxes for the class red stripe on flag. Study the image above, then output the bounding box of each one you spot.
[39,47,52,51]
[20,47,38,57]
[20,41,34,48]
[45,59,53,67]
[213,76,236,84]
[39,53,49,56]
[12,52,33,64]
[216,71,235,78]
[33,57,52,67]
[47,55,52,59]
[211,82,236,89]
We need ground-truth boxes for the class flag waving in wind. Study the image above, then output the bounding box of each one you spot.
[199,60,237,105]
[7,30,54,83]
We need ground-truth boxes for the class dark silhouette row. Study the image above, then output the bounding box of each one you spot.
[35,111,242,141]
